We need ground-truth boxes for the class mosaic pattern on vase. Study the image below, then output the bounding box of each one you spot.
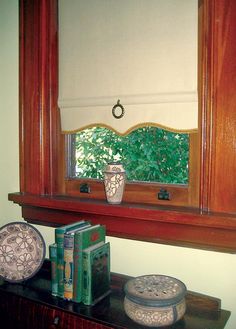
[104,173,125,197]
[0,222,45,282]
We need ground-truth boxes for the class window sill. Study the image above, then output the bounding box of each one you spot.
[8,192,236,253]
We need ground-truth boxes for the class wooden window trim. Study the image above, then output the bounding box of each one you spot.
[7,191,236,253]
[9,0,236,253]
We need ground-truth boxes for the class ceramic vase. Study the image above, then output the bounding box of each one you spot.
[103,162,126,204]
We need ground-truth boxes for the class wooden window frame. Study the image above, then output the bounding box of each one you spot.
[8,0,236,253]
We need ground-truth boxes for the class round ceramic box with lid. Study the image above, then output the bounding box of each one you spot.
[124,274,187,327]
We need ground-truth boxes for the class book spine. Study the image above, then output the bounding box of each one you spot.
[82,251,91,305]
[92,243,110,305]
[55,231,65,298]
[82,242,110,306]
[49,243,58,296]
[63,234,74,300]
[73,225,106,303]
[73,237,83,302]
[55,221,89,298]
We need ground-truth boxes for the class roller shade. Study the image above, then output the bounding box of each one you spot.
[58,0,198,135]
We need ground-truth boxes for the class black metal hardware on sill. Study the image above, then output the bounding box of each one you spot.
[80,183,91,194]
[112,99,125,119]
[80,183,171,201]
[157,188,171,200]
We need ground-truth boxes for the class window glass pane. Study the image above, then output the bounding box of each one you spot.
[69,127,189,184]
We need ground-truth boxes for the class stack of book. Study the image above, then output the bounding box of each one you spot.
[49,220,110,305]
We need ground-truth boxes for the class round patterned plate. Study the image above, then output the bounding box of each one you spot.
[0,222,46,282]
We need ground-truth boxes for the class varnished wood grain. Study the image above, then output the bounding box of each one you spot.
[200,0,236,214]
[8,193,236,252]
[209,1,236,213]
[19,0,61,195]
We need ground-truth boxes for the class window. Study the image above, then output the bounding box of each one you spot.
[68,127,189,184]
[65,128,199,207]
[60,0,199,207]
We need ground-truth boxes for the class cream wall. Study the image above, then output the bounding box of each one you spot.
[0,1,235,328]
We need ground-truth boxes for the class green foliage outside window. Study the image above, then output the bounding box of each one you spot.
[73,126,189,184]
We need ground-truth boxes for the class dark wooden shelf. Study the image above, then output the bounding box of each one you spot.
[0,260,231,329]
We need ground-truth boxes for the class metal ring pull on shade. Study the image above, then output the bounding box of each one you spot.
[112,100,125,119]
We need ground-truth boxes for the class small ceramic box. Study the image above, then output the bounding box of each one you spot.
[124,274,187,327]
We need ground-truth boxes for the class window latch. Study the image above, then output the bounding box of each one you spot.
[157,188,171,201]
[80,183,91,194]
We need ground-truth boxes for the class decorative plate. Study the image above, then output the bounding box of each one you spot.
[0,222,46,282]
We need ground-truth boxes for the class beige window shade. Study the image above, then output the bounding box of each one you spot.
[58,0,198,135]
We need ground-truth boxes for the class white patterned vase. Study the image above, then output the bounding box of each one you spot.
[103,162,126,204]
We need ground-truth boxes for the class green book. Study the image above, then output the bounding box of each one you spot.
[63,223,91,300]
[73,224,106,302]
[55,220,90,298]
[49,243,58,296]
[82,241,110,306]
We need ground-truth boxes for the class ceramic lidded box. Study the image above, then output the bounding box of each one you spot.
[124,274,187,327]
